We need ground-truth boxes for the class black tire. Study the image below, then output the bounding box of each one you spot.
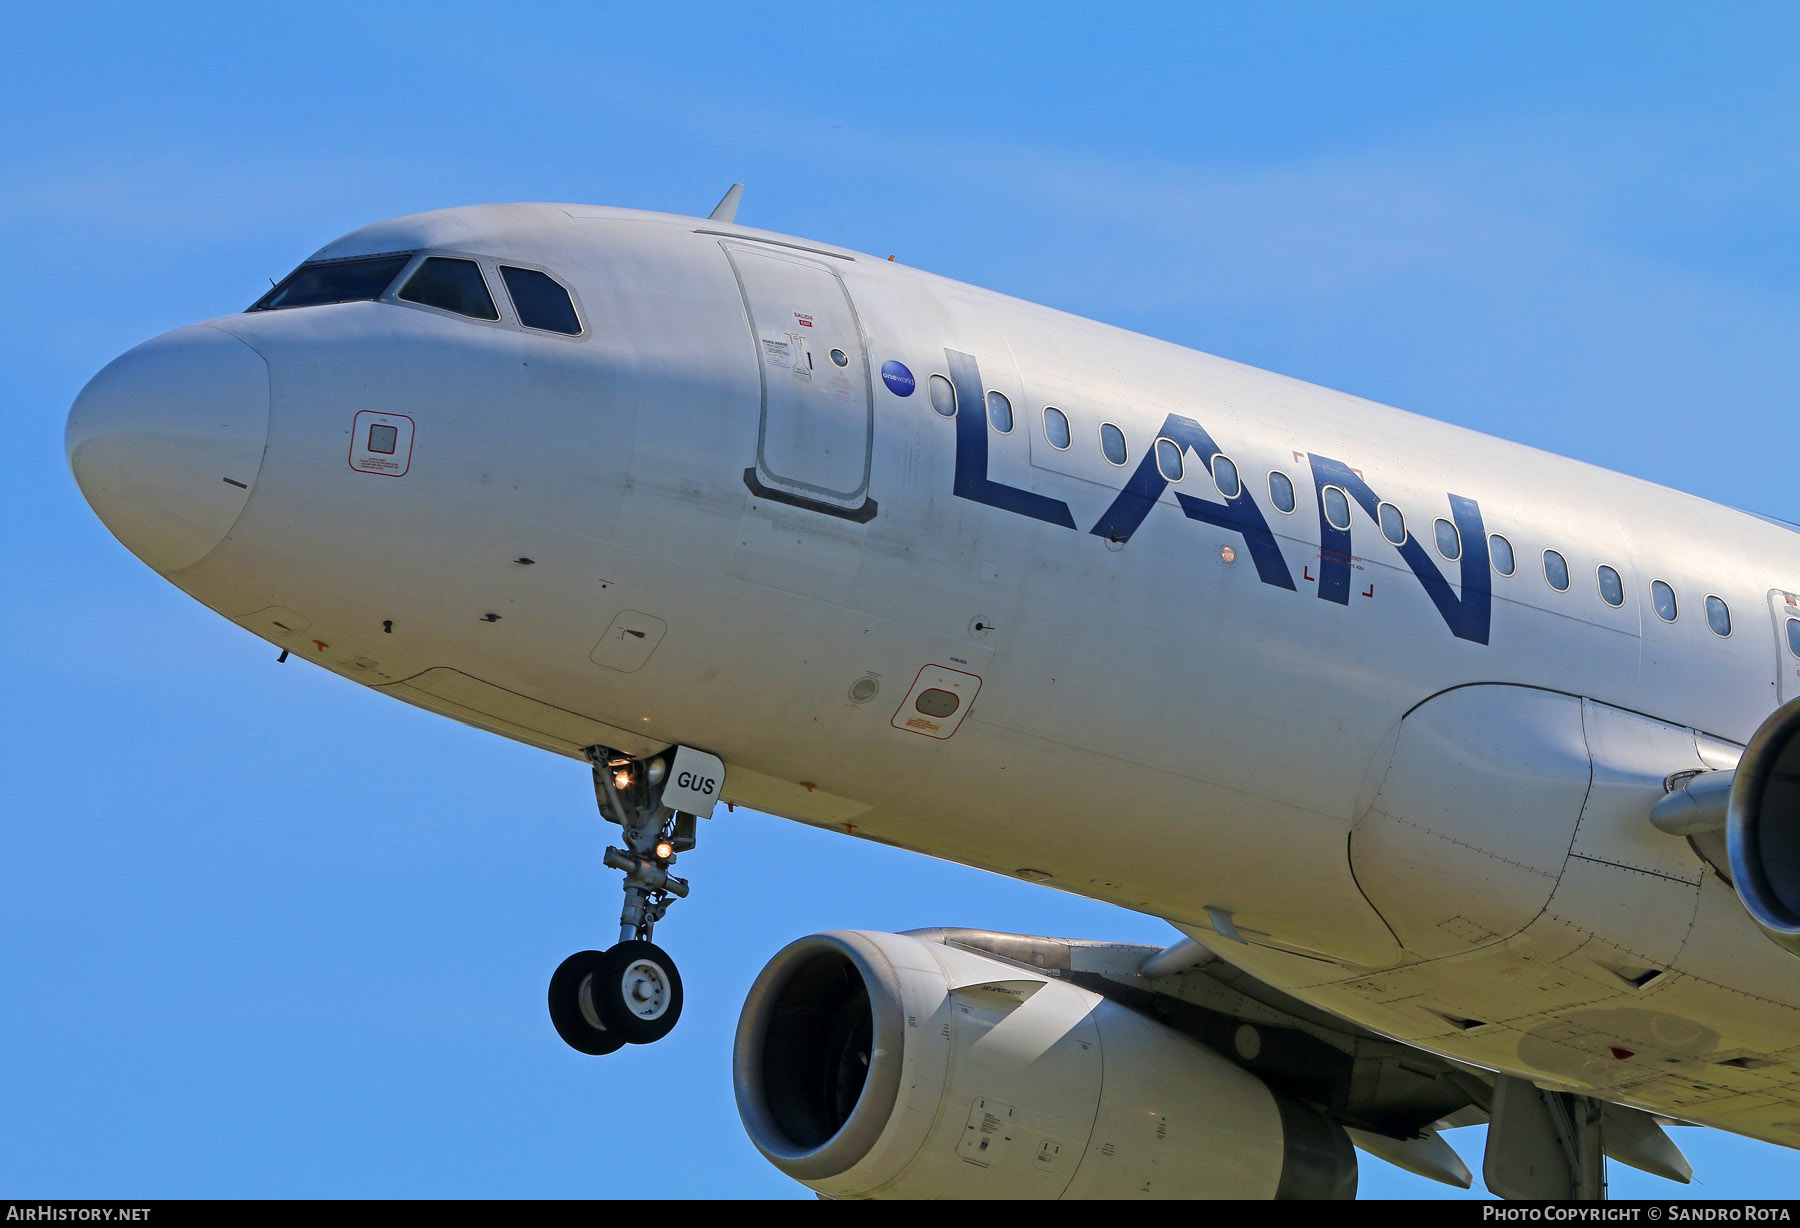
[593,940,684,1044]
[547,949,626,1055]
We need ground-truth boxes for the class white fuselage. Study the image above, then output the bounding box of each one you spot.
[67,204,1800,1150]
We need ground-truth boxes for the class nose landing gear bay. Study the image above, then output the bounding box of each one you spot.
[546,745,724,1055]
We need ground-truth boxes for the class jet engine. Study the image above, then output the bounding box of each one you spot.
[1728,696,1800,954]
[732,929,1357,1199]
[1650,697,1800,953]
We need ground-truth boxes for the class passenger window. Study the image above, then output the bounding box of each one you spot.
[1378,502,1405,545]
[1544,549,1570,592]
[1155,437,1184,482]
[499,266,581,335]
[1100,423,1128,465]
[1706,595,1732,638]
[1651,580,1678,622]
[1269,471,1296,514]
[1598,565,1625,607]
[929,375,956,417]
[1434,518,1461,561]
[1322,486,1351,531]
[986,390,1014,433]
[1043,407,1071,449]
[1489,534,1515,576]
[1211,455,1241,498]
[249,253,411,311]
[398,257,498,320]
[1788,617,1800,658]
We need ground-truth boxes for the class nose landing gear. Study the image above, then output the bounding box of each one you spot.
[547,746,708,1055]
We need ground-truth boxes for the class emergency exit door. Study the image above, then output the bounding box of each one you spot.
[724,243,876,521]
[1773,589,1800,704]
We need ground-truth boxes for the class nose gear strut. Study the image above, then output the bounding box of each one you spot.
[545,746,702,1055]
[592,748,695,945]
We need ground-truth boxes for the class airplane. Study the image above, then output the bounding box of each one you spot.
[63,184,1800,1200]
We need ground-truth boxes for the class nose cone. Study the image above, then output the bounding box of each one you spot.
[67,324,271,573]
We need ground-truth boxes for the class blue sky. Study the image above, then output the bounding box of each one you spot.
[3,0,1797,1200]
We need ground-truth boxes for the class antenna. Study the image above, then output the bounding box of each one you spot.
[708,183,744,224]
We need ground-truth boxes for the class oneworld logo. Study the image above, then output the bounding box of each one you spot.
[881,360,916,397]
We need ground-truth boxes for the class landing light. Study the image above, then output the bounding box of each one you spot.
[613,769,634,790]
[655,841,675,861]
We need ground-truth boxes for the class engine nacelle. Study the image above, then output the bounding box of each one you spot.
[1730,696,1800,954]
[732,930,1356,1199]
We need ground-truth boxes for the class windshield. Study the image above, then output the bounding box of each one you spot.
[248,254,412,312]
[398,257,498,320]
[500,265,582,335]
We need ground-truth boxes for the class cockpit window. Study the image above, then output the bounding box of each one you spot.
[249,254,411,312]
[500,266,581,335]
[398,257,498,320]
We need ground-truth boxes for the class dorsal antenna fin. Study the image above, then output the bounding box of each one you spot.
[708,183,744,224]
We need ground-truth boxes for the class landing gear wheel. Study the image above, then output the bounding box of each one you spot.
[547,949,626,1055]
[593,940,684,1044]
